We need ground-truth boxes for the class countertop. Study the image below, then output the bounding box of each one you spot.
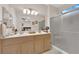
[0,32,51,39]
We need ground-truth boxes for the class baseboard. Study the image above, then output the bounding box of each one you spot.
[52,45,69,54]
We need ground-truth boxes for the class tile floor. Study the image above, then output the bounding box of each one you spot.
[43,48,62,54]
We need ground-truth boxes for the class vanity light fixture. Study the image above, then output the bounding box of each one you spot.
[31,10,35,15]
[23,8,38,15]
[26,9,30,15]
[23,9,26,14]
[31,10,38,15]
[34,11,38,15]
[23,9,30,15]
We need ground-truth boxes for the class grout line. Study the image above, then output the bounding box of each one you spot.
[52,45,69,54]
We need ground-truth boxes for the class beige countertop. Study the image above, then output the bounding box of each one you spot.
[1,32,51,39]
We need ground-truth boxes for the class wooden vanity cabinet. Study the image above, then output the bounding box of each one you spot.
[0,33,51,54]
[0,40,2,53]
[21,36,34,54]
[34,35,44,53]
[2,44,20,54]
[2,38,22,54]
[43,34,51,51]
[34,34,51,53]
[2,36,34,54]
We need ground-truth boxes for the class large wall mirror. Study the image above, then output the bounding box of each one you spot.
[15,7,46,34]
[1,6,46,37]
[2,7,15,36]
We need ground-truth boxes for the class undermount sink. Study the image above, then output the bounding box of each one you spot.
[28,32,36,34]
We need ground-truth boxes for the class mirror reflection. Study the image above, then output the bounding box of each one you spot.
[0,6,47,37]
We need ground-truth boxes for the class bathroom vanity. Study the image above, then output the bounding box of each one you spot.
[0,32,51,54]
[0,6,52,54]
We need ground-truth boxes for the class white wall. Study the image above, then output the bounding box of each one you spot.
[49,5,60,17]
[0,6,2,22]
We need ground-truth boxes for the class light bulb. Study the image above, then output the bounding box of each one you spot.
[31,10,35,15]
[23,9,26,14]
[26,9,30,15]
[23,9,30,15]
[34,11,38,15]
[23,8,38,15]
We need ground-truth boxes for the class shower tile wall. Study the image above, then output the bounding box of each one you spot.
[50,16,62,46]
[50,10,79,54]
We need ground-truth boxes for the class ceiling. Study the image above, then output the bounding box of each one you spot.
[0,4,75,12]
[51,4,75,10]
[0,4,76,17]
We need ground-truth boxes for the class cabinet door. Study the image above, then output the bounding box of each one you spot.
[21,38,34,54]
[0,40,2,53]
[2,44,20,54]
[43,34,51,51]
[34,35,44,53]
